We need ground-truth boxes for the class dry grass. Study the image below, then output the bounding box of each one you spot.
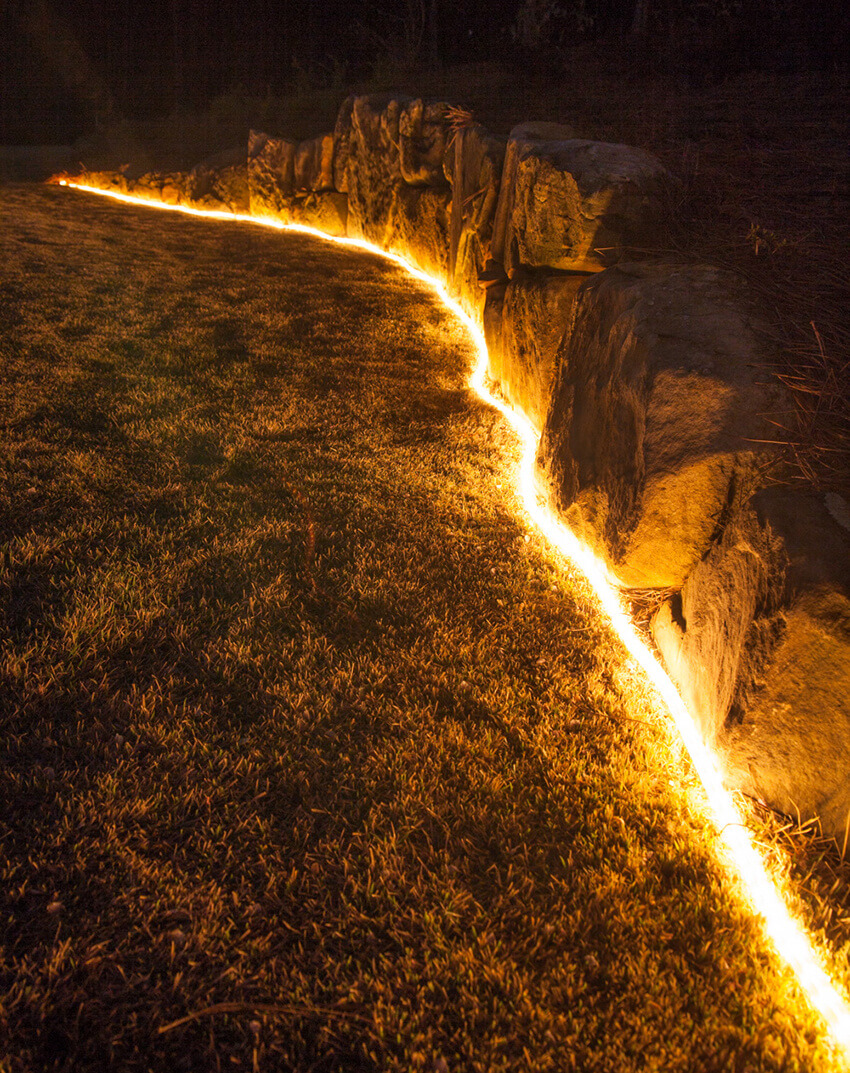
[0,183,847,1071]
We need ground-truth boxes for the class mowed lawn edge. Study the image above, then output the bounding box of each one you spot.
[0,184,846,1072]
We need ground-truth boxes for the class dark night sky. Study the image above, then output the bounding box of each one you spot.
[1,1,846,143]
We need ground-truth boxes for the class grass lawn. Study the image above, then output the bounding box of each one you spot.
[0,183,846,1071]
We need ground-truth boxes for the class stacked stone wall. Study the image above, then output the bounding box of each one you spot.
[65,92,850,840]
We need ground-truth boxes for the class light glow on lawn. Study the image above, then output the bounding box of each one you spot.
[59,179,850,1060]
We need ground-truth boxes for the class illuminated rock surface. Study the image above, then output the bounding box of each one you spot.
[536,262,775,591]
[248,130,297,214]
[491,121,576,271]
[345,94,411,246]
[331,94,354,193]
[388,184,452,283]
[399,98,451,187]
[505,137,671,274]
[444,121,505,319]
[484,272,586,432]
[188,161,249,213]
[295,132,335,193]
[288,190,349,237]
[655,487,850,837]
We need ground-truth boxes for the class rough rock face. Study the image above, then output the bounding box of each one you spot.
[289,192,348,237]
[248,131,296,216]
[159,173,188,205]
[444,122,506,318]
[189,164,249,213]
[399,99,450,186]
[120,170,192,206]
[493,125,670,275]
[345,94,411,246]
[654,488,850,839]
[652,505,787,747]
[491,123,576,271]
[485,273,585,431]
[536,262,778,590]
[295,133,334,193]
[510,140,669,273]
[388,185,451,282]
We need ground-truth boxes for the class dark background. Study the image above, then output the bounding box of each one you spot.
[1,0,847,143]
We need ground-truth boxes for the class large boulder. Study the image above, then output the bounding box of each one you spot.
[295,132,334,193]
[536,262,780,590]
[491,122,576,271]
[399,99,451,186]
[493,124,670,275]
[485,273,585,431]
[654,488,850,840]
[453,228,491,325]
[387,185,452,282]
[345,94,411,246]
[248,131,296,216]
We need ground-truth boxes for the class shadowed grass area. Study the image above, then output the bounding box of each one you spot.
[0,184,847,1071]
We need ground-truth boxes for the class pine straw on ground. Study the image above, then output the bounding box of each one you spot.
[0,184,847,1072]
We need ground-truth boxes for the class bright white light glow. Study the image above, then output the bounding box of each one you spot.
[59,179,850,1061]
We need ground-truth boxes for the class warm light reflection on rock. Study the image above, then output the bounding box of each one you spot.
[57,178,850,1062]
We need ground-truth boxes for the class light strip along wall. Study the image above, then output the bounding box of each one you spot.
[59,180,850,1063]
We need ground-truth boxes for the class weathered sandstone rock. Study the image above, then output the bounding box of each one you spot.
[345,94,411,246]
[493,124,670,275]
[123,170,190,205]
[453,227,490,324]
[486,273,586,431]
[654,488,850,839]
[289,192,348,237]
[399,99,450,186]
[388,184,451,282]
[248,130,296,215]
[444,122,506,319]
[513,140,668,272]
[652,504,787,747]
[158,173,186,205]
[295,133,334,193]
[536,262,778,590]
[483,283,508,383]
[188,163,249,213]
[491,122,576,270]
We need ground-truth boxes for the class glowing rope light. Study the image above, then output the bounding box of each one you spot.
[59,179,850,1060]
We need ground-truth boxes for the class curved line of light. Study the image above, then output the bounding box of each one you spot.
[58,180,850,1061]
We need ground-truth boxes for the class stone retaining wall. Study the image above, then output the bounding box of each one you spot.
[66,93,850,840]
